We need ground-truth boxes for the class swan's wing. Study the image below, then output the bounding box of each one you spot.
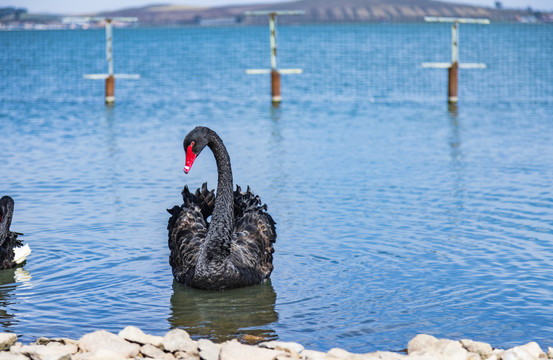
[232,211,277,280]
[168,186,209,284]
[0,231,24,270]
[231,187,276,280]
[14,243,31,264]
[182,182,215,222]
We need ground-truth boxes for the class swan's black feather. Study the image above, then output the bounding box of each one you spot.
[231,185,276,279]
[169,182,276,290]
[0,196,24,270]
[167,199,207,285]
[0,232,23,270]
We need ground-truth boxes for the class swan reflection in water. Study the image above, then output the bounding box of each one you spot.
[169,280,278,344]
[0,267,31,330]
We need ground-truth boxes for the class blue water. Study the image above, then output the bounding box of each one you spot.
[1,23,553,353]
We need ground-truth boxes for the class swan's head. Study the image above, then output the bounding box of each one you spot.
[183,126,211,174]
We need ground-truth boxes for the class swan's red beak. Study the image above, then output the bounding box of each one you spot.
[184,144,197,174]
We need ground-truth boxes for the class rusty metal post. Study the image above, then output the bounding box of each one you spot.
[271,70,281,103]
[105,75,115,104]
[448,62,458,103]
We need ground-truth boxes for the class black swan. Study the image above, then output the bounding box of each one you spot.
[0,196,31,269]
[167,126,276,290]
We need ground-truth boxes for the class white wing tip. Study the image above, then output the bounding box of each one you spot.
[14,244,31,264]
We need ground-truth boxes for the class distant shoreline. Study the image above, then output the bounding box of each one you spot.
[2,0,553,30]
[1,15,552,32]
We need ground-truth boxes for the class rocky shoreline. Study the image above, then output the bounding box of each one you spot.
[0,327,551,360]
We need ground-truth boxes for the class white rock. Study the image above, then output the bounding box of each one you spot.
[350,354,392,360]
[140,343,175,360]
[408,334,468,360]
[78,330,140,358]
[328,348,352,359]
[219,339,285,360]
[162,329,197,354]
[197,339,220,360]
[8,342,22,353]
[19,343,72,360]
[408,334,439,354]
[372,351,409,360]
[174,350,198,359]
[275,354,298,360]
[502,352,519,360]
[517,342,543,359]
[547,347,553,358]
[72,348,130,360]
[259,340,304,355]
[461,339,493,357]
[35,338,79,347]
[434,339,468,360]
[118,326,164,347]
[45,341,78,355]
[501,342,544,360]
[0,333,17,351]
[0,352,29,360]
[326,348,407,360]
[299,349,327,360]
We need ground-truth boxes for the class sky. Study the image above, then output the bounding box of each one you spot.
[1,0,551,15]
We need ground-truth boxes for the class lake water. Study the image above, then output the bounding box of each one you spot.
[1,23,553,353]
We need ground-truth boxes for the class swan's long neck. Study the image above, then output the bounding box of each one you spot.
[202,131,234,261]
[0,205,13,247]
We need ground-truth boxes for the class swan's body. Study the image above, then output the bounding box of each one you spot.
[0,196,31,269]
[167,127,276,290]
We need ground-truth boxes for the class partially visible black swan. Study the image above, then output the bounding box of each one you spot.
[167,126,276,290]
[0,196,31,269]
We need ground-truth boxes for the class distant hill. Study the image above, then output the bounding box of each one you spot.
[95,0,535,25]
[0,7,62,23]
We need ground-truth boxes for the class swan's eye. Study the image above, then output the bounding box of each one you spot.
[190,141,195,151]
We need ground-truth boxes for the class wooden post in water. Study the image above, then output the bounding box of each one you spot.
[422,17,489,103]
[83,17,140,104]
[245,10,304,104]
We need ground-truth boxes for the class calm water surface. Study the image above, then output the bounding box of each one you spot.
[1,24,553,353]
